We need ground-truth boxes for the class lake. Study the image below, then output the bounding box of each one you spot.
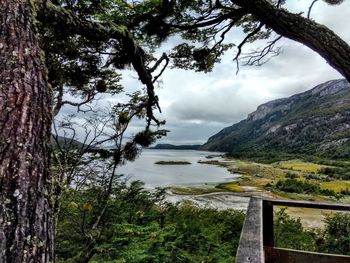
[118,149,237,189]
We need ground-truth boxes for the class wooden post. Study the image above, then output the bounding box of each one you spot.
[263,200,274,263]
[263,200,274,247]
[236,198,350,263]
[235,198,264,263]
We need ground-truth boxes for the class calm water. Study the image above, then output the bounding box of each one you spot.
[118,149,236,189]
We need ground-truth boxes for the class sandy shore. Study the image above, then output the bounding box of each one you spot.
[165,191,333,229]
[166,191,251,210]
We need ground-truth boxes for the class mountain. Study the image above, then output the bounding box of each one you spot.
[151,144,201,150]
[51,135,85,149]
[200,79,350,159]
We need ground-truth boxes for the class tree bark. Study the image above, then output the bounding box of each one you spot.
[0,0,53,262]
[235,0,350,82]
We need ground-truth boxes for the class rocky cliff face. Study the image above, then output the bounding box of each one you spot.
[200,79,350,159]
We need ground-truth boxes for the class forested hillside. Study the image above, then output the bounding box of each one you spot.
[201,79,350,159]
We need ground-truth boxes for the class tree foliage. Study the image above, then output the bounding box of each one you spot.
[275,208,350,256]
[320,213,350,255]
[56,181,245,262]
[274,208,316,251]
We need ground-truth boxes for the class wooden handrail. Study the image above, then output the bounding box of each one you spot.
[263,198,350,211]
[265,247,350,263]
[235,198,264,263]
[235,197,350,263]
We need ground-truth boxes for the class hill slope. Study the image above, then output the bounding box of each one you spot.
[200,79,350,159]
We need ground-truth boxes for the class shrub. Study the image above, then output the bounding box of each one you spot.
[318,213,350,255]
[274,208,316,251]
[285,172,299,179]
[274,178,338,197]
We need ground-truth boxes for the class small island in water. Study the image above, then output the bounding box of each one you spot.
[155,160,192,165]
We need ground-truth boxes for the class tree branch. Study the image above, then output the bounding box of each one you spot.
[243,35,283,66]
[307,0,319,19]
[168,8,247,30]
[60,90,97,113]
[40,1,164,128]
[234,0,350,81]
[150,53,169,83]
[233,22,265,74]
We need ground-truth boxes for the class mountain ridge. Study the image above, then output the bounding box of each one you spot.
[200,79,350,159]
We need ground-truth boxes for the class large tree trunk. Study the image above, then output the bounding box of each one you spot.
[236,0,350,82]
[0,0,53,262]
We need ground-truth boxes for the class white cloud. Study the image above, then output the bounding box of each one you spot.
[57,1,350,145]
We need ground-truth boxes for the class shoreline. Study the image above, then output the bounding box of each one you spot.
[165,190,335,229]
[165,191,250,211]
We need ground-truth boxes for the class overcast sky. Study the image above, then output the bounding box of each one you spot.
[58,0,350,145]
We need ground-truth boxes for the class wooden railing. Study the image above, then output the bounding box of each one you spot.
[235,197,350,263]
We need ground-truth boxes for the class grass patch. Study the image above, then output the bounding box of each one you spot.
[155,161,191,165]
[281,207,335,229]
[216,182,245,192]
[169,186,227,195]
[238,176,272,189]
[235,160,249,167]
[276,160,326,173]
[202,157,350,200]
[230,163,285,180]
[270,191,333,202]
[198,160,230,168]
[321,180,350,193]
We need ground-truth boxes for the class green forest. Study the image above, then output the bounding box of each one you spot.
[55,179,350,262]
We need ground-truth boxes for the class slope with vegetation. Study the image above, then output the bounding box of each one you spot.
[56,181,245,263]
[56,179,350,262]
[201,79,350,159]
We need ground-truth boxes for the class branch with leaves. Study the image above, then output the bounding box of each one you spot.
[40,1,168,129]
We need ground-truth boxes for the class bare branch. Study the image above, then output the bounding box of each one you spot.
[210,21,234,52]
[233,23,265,74]
[61,90,97,109]
[243,35,283,66]
[234,0,350,81]
[308,0,319,19]
[151,53,170,83]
